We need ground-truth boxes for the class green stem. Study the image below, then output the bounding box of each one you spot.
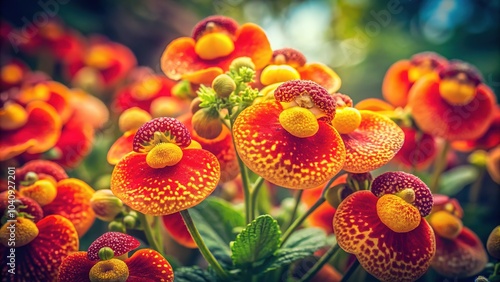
[469,167,485,206]
[283,190,303,231]
[281,197,325,245]
[249,177,264,221]
[299,244,340,282]
[180,209,230,280]
[429,141,450,193]
[340,259,360,282]
[138,213,164,256]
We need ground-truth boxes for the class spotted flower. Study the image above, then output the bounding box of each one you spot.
[15,160,96,236]
[452,106,500,152]
[110,117,220,215]
[408,60,497,140]
[257,48,341,93]
[331,94,405,173]
[427,195,488,278]
[0,215,79,282]
[333,171,436,282]
[233,80,345,189]
[161,15,272,85]
[58,232,174,282]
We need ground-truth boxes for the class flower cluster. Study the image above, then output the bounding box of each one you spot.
[1,13,498,282]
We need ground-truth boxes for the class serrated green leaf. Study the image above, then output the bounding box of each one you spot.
[190,197,246,267]
[174,266,217,282]
[231,215,281,266]
[439,165,479,196]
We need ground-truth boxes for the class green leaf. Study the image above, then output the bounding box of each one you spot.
[439,165,479,196]
[231,215,281,266]
[190,197,246,267]
[262,228,328,272]
[174,266,217,282]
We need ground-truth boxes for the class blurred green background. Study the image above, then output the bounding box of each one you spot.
[2,0,499,101]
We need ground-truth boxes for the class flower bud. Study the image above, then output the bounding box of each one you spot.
[192,108,223,139]
[190,97,202,115]
[347,172,373,191]
[108,221,126,233]
[98,247,115,260]
[324,184,352,208]
[212,74,236,98]
[487,225,500,259]
[90,189,124,222]
[122,215,137,229]
[230,57,255,71]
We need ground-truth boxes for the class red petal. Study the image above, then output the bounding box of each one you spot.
[298,63,341,93]
[0,101,61,160]
[408,76,497,140]
[57,252,95,282]
[162,212,196,248]
[16,159,68,183]
[394,126,437,169]
[43,178,95,237]
[432,227,487,278]
[452,106,500,152]
[0,215,79,282]
[342,111,404,173]
[87,232,140,261]
[110,149,220,215]
[233,102,345,189]
[333,190,436,282]
[107,130,135,165]
[0,193,44,222]
[382,60,412,108]
[126,249,174,281]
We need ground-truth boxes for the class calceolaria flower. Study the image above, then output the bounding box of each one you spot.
[233,80,346,189]
[58,232,174,281]
[333,171,436,281]
[110,117,220,215]
[161,15,272,85]
[408,60,497,140]
[331,94,405,173]
[428,195,487,278]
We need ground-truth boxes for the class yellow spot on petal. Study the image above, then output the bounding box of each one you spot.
[260,64,300,86]
[332,107,361,134]
[146,143,183,168]
[0,217,39,247]
[0,102,28,130]
[89,259,129,282]
[1,64,23,84]
[428,210,463,239]
[118,107,152,132]
[376,194,420,233]
[195,33,234,60]
[439,76,476,105]
[20,179,57,206]
[279,107,319,138]
[85,46,113,69]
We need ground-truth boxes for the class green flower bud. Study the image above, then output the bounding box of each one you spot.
[468,150,488,168]
[325,184,352,209]
[192,108,223,139]
[90,189,124,222]
[230,57,255,71]
[212,74,236,98]
[98,247,115,261]
[108,221,126,233]
[487,225,500,259]
[24,171,39,185]
[122,215,137,229]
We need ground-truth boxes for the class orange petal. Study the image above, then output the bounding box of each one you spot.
[162,212,196,248]
[57,251,95,282]
[107,130,136,165]
[355,98,395,112]
[452,106,500,152]
[333,190,436,282]
[70,88,110,129]
[298,63,341,93]
[233,101,345,189]
[341,110,404,173]
[110,149,220,215]
[408,76,497,140]
[1,215,79,281]
[394,126,437,169]
[382,60,412,107]
[0,101,61,161]
[181,67,224,85]
[432,227,487,278]
[126,249,174,281]
[43,178,95,237]
[19,81,72,124]
[228,23,273,70]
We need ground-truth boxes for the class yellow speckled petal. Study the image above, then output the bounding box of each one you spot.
[233,101,345,189]
[110,149,220,215]
[341,110,404,173]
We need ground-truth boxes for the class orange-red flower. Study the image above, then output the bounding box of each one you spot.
[233,80,345,189]
[257,48,341,93]
[452,106,500,152]
[58,232,174,282]
[331,94,405,173]
[408,61,497,140]
[333,172,435,281]
[382,52,447,108]
[0,215,79,282]
[161,15,272,85]
[162,212,196,248]
[110,117,220,215]
[428,195,488,278]
[0,59,30,92]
